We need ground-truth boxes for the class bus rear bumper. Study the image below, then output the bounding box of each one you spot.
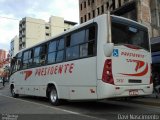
[97,80,153,99]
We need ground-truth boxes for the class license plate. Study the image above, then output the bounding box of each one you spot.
[129,90,139,96]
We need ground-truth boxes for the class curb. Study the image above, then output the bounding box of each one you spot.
[127,98,160,107]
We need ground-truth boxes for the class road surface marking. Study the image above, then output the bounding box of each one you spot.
[0,94,107,120]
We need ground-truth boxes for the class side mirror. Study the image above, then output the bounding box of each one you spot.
[103,43,114,57]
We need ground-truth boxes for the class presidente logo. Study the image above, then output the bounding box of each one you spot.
[20,70,32,80]
[119,59,148,77]
[121,51,144,58]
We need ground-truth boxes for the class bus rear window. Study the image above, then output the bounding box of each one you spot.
[111,21,150,51]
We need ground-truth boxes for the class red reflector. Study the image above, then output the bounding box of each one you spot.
[115,87,120,90]
[90,89,95,93]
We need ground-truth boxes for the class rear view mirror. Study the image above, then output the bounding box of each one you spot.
[103,43,114,57]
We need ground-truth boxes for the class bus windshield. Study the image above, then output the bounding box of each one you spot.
[111,17,149,51]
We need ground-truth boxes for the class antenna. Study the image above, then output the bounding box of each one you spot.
[107,10,112,43]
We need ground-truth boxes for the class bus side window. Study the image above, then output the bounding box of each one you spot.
[10,58,16,73]
[28,49,34,67]
[23,51,29,69]
[66,34,80,60]
[80,44,88,57]
[33,47,40,66]
[17,52,22,70]
[87,26,96,41]
[88,26,96,55]
[40,44,47,65]
[17,59,21,70]
[71,30,85,46]
[80,26,96,57]
[56,38,64,62]
[47,40,57,64]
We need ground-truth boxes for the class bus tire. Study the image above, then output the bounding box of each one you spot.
[10,85,19,98]
[49,87,60,106]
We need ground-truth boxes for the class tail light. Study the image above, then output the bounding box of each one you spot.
[102,59,114,85]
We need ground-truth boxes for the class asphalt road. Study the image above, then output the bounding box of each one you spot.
[0,84,160,120]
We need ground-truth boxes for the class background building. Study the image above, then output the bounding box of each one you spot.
[19,16,77,50]
[0,49,9,78]
[150,0,160,37]
[10,35,19,58]
[79,0,160,37]
[0,49,6,63]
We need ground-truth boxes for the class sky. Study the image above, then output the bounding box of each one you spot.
[0,0,79,52]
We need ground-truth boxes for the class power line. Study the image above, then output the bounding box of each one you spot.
[0,16,20,21]
[0,16,77,28]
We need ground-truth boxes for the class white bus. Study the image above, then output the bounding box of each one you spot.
[10,14,153,105]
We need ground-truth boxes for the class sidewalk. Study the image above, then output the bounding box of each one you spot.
[0,82,5,89]
[126,94,160,107]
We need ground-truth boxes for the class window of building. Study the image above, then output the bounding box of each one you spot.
[45,26,49,29]
[97,7,100,15]
[81,3,82,10]
[158,4,160,25]
[118,0,121,7]
[151,10,157,26]
[101,5,104,14]
[88,0,90,6]
[84,1,86,8]
[46,33,50,36]
[84,15,87,22]
[88,13,91,20]
[124,0,129,3]
[159,11,160,26]
[81,17,83,23]
[92,10,95,18]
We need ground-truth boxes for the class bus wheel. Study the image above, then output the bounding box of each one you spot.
[49,87,60,106]
[11,86,19,98]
